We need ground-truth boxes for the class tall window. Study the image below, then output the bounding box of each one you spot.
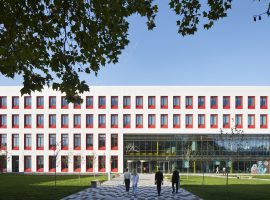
[86,96,93,109]
[223,96,230,109]
[24,156,32,172]
[61,134,69,150]
[49,156,56,172]
[260,96,268,109]
[111,114,118,128]
[49,96,56,109]
[123,114,131,128]
[173,96,180,109]
[111,96,118,109]
[61,97,68,108]
[49,134,56,150]
[74,134,81,150]
[0,134,7,149]
[223,114,230,128]
[36,96,44,109]
[235,114,243,128]
[248,114,255,128]
[210,96,218,109]
[73,100,81,109]
[86,114,93,128]
[24,96,31,109]
[12,96,19,109]
[248,96,255,109]
[160,114,168,128]
[98,156,106,172]
[86,156,94,172]
[111,134,118,150]
[210,114,218,128]
[98,114,106,128]
[98,134,106,150]
[73,114,81,128]
[61,114,69,128]
[25,134,32,150]
[86,134,93,150]
[24,114,31,128]
[12,114,19,128]
[111,156,118,172]
[198,114,205,128]
[185,114,193,128]
[148,96,155,109]
[36,114,44,128]
[49,114,56,128]
[37,134,44,150]
[173,114,180,128]
[37,156,44,172]
[235,96,243,109]
[260,114,268,128]
[98,96,106,109]
[136,114,143,128]
[136,96,143,109]
[74,156,81,172]
[160,96,168,109]
[0,115,7,128]
[12,134,19,150]
[0,96,7,109]
[148,114,155,128]
[198,96,205,109]
[185,96,193,109]
[123,96,131,109]
[61,156,68,172]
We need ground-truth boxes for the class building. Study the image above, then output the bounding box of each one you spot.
[0,86,270,174]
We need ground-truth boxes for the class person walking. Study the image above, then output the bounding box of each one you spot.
[155,168,163,196]
[172,168,180,193]
[216,166,219,174]
[131,170,139,196]
[123,168,131,192]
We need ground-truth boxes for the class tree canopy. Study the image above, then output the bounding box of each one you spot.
[0,0,235,102]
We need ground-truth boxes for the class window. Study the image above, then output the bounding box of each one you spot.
[12,114,19,128]
[37,156,44,172]
[198,96,205,109]
[73,114,81,128]
[111,134,118,150]
[49,114,56,128]
[148,96,155,109]
[61,114,69,128]
[98,114,106,128]
[185,114,193,128]
[86,96,93,109]
[12,134,19,150]
[123,114,131,128]
[24,114,31,128]
[248,114,255,128]
[49,96,56,109]
[86,156,94,172]
[0,115,7,128]
[49,134,56,150]
[12,96,19,109]
[74,156,81,172]
[24,96,32,109]
[98,96,106,109]
[74,134,81,150]
[235,96,243,109]
[160,114,168,128]
[148,114,156,128]
[136,114,143,128]
[49,156,56,172]
[25,134,32,150]
[36,134,44,150]
[223,96,230,109]
[210,114,218,128]
[98,156,106,172]
[86,114,93,128]
[161,96,168,109]
[173,96,180,109]
[248,96,255,109]
[210,96,218,109]
[36,96,44,109]
[99,134,106,150]
[86,134,93,150]
[111,114,118,128]
[61,134,69,150]
[260,114,268,128]
[235,114,243,128]
[61,97,68,108]
[73,101,81,109]
[198,114,205,128]
[61,156,68,172]
[123,96,131,109]
[111,156,118,172]
[223,114,230,128]
[185,96,193,109]
[36,114,44,128]
[260,96,268,109]
[0,134,7,150]
[173,114,180,128]
[111,96,118,109]
[24,156,31,172]
[136,96,143,109]
[0,96,7,109]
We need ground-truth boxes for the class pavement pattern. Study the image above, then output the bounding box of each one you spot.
[62,174,202,200]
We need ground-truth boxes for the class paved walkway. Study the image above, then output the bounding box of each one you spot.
[62,174,202,200]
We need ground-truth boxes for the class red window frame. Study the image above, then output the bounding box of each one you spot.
[36,96,44,109]
[98,114,106,128]
[61,156,68,172]
[111,96,118,109]
[98,134,106,150]
[86,134,93,150]
[173,96,181,109]
[148,114,156,128]
[210,114,218,128]
[185,114,193,128]
[111,134,118,150]
[235,114,243,128]
[260,114,268,129]
[0,115,7,128]
[198,114,205,128]
[61,96,69,109]
[49,134,56,150]
[86,114,93,128]
[36,114,44,128]
[61,134,69,150]
[123,96,131,109]
[73,101,81,109]
[248,114,255,129]
[0,134,7,150]
[136,114,143,128]
[86,156,94,172]
[12,96,19,109]
[49,96,56,109]
[210,96,218,109]
[185,96,193,109]
[260,96,268,109]
[111,156,118,172]
[36,156,44,172]
[12,114,19,128]
[123,114,131,128]
[36,134,44,150]
[198,96,205,109]
[111,114,118,128]
[160,114,168,128]
[86,96,93,109]
[49,156,56,172]
[148,96,156,109]
[248,96,255,109]
[0,96,7,109]
[12,134,19,150]
[61,114,69,128]
[160,96,168,109]
[49,114,56,128]
[73,156,81,172]
[98,96,106,109]
[24,134,32,150]
[98,156,106,172]
[73,114,81,128]
[173,114,180,128]
[74,134,81,150]
[223,114,230,128]
[235,96,243,109]
[24,96,31,109]
[24,114,31,128]
[223,96,230,109]
[24,156,32,172]
[136,96,143,109]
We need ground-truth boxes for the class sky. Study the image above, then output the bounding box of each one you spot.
[1,1,270,86]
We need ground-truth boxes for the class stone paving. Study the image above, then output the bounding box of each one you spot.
[62,174,202,200]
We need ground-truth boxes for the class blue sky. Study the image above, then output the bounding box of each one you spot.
[1,1,270,86]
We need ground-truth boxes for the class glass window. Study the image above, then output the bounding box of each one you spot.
[86,156,93,170]
[260,96,268,109]
[198,114,205,127]
[37,134,44,149]
[148,114,155,127]
[136,114,143,127]
[235,96,243,108]
[223,114,230,128]
[161,96,168,108]
[98,156,106,171]
[111,114,118,127]
[36,96,44,108]
[111,134,118,150]
[25,134,32,148]
[98,114,106,128]
[185,114,193,127]
[86,96,93,108]
[37,156,44,170]
[86,134,93,149]
[25,156,31,169]
[99,134,106,149]
[49,96,56,108]
[49,114,56,128]
[61,134,69,149]
[173,114,180,128]
[136,96,143,108]
[36,114,44,128]
[12,115,19,127]
[24,96,31,108]
[148,96,155,108]
[210,114,218,128]
[61,97,68,108]
[248,96,255,109]
[24,114,31,127]
[198,96,205,108]
[211,96,218,109]
[0,134,7,148]
[235,114,242,128]
[73,100,81,109]
[111,96,118,108]
[260,115,267,128]
[161,114,168,127]
[173,96,180,108]
[49,134,56,149]
[123,96,131,108]
[12,96,19,108]
[86,114,93,128]
[0,115,7,127]
[74,134,81,149]
[0,96,7,108]
[98,96,106,108]
[123,114,131,128]
[223,96,230,108]
[74,156,81,170]
[12,134,19,149]
[111,156,118,171]
[74,114,81,127]
[248,114,255,128]
[61,114,69,128]
[185,96,193,108]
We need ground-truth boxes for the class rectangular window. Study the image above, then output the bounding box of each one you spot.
[198,114,205,128]
[36,96,44,109]
[0,134,7,150]
[160,114,168,128]
[161,96,168,109]
[12,96,19,109]
[210,96,218,109]
[148,96,155,109]
[24,156,32,172]
[136,96,143,109]
[37,156,44,172]
[61,97,69,109]
[36,134,44,150]
[98,96,106,109]
[210,114,218,128]
[198,96,205,109]
[111,156,118,172]
[49,134,56,150]
[74,134,81,150]
[24,134,32,150]
[123,96,131,109]
[111,96,118,109]
[48,114,56,128]
[0,115,7,128]
[24,114,31,128]
[111,114,118,128]
[173,96,180,109]
[185,114,193,128]
[86,156,93,172]
[260,96,268,109]
[86,114,93,128]
[12,114,19,128]
[98,134,106,150]
[173,114,180,128]
[74,156,81,172]
[12,134,19,150]
[260,114,268,128]
[49,96,56,109]
[86,134,93,150]
[248,114,255,128]
[98,114,106,128]
[98,156,106,172]
[73,114,81,128]
[61,134,69,150]
[136,114,143,128]
[49,156,56,172]
[24,96,32,109]
[111,134,118,150]
[185,96,193,109]
[61,156,68,172]
[223,114,230,128]
[235,96,243,109]
[36,114,44,128]
[73,101,81,109]
[123,114,131,128]
[148,114,156,128]
[86,96,93,109]
[0,96,7,109]
[248,96,255,109]
[223,96,230,109]
[235,114,243,128]
[61,114,69,128]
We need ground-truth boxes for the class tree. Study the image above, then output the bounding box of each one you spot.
[0,0,235,102]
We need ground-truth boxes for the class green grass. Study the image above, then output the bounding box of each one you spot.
[0,174,107,200]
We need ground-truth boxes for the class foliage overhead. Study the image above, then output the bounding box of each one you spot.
[0,0,233,102]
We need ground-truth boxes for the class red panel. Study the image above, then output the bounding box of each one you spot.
[74,168,81,172]
[74,147,81,150]
[99,146,106,150]
[36,147,44,150]
[49,168,56,172]
[74,125,81,128]
[111,125,118,128]
[62,168,68,172]
[49,146,56,150]
[111,168,118,172]
[49,125,56,128]
[111,147,118,150]
[62,146,68,150]
[61,125,68,128]
[173,124,180,128]
[86,146,93,150]
[86,168,93,172]
[37,168,44,172]
[86,124,93,128]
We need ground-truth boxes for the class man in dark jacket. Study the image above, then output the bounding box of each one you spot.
[172,168,180,193]
[155,168,163,196]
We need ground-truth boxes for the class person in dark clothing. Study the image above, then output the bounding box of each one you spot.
[123,168,131,192]
[155,168,163,196]
[172,168,180,193]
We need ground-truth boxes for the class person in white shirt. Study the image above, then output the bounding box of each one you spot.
[123,168,131,192]
[131,170,139,196]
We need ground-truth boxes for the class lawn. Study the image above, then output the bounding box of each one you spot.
[179,175,270,200]
[0,174,107,200]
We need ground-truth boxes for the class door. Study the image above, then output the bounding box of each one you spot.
[12,156,19,172]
